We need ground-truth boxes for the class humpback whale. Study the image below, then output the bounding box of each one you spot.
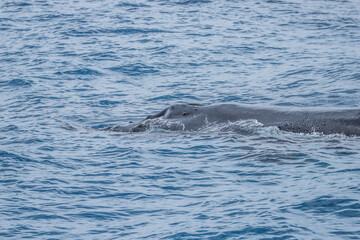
[102,103,360,136]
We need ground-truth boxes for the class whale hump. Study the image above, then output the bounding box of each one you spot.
[145,107,169,120]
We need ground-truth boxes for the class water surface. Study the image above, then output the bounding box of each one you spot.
[1,0,360,239]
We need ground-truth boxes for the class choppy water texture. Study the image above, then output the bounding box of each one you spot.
[1,0,360,239]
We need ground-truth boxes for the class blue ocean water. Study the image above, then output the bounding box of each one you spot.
[1,0,360,239]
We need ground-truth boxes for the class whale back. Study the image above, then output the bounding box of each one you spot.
[146,103,203,120]
[104,103,360,136]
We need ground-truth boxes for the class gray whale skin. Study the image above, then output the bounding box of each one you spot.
[104,103,360,136]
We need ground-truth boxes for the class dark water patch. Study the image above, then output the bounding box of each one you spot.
[0,17,14,22]
[334,150,358,155]
[333,168,360,173]
[91,192,143,199]
[100,27,169,35]
[160,185,186,191]
[336,209,360,218]
[330,88,359,95]
[0,27,10,31]
[292,195,360,218]
[175,0,212,5]
[25,214,68,221]
[2,138,45,145]
[34,13,72,22]
[115,2,151,8]
[282,91,325,100]
[149,45,177,55]
[0,150,35,164]
[38,145,55,151]
[67,211,128,221]
[7,78,32,87]
[55,68,103,76]
[64,27,170,37]
[58,51,80,57]
[3,2,32,7]
[164,226,298,240]
[98,100,121,106]
[62,28,99,37]
[224,169,280,177]
[209,226,296,239]
[108,63,159,76]
[0,125,19,132]
[225,46,256,54]
[256,151,311,165]
[278,69,314,79]
[285,79,315,88]
[21,44,41,50]
[185,32,215,37]
[349,72,360,81]
[330,230,360,239]
[88,51,118,61]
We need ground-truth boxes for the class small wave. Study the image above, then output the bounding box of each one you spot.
[292,195,360,218]
[0,125,19,132]
[175,0,212,5]
[100,27,169,35]
[3,2,31,7]
[108,63,159,76]
[63,27,169,37]
[98,100,121,106]
[0,150,34,163]
[55,68,103,76]
[62,29,98,37]
[115,2,151,8]
[7,78,32,87]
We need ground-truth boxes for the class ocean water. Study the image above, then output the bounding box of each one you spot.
[1,0,360,239]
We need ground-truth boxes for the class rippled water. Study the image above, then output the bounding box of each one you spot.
[1,0,360,239]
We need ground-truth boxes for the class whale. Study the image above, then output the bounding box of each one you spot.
[102,103,360,136]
